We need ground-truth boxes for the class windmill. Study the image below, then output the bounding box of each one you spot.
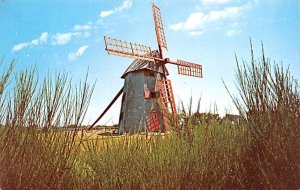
[88,3,203,134]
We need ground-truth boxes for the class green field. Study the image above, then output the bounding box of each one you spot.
[0,44,299,189]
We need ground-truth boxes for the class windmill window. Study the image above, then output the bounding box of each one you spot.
[145,90,158,99]
[150,91,157,98]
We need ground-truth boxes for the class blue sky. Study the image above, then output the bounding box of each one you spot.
[1,0,299,125]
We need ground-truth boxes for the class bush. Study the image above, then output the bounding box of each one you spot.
[224,40,300,189]
[0,59,95,189]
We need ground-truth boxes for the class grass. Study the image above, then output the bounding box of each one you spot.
[0,41,299,189]
[224,41,300,189]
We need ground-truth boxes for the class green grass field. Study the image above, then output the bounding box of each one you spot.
[0,43,299,189]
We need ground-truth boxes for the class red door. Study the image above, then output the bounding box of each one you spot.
[147,112,160,132]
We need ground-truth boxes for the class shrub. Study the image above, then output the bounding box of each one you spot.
[224,40,300,189]
[0,60,95,189]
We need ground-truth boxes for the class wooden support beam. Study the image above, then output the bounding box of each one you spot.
[87,87,124,131]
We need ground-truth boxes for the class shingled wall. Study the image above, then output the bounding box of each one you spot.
[118,70,164,134]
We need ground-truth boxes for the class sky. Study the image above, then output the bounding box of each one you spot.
[0,0,299,125]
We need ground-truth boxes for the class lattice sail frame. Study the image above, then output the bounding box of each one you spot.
[157,79,177,115]
[104,36,154,62]
[152,3,167,49]
[176,59,203,78]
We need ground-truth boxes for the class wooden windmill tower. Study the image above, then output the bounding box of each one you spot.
[88,3,203,134]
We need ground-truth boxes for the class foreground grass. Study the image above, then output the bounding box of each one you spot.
[82,123,248,189]
[1,122,249,189]
[2,117,297,189]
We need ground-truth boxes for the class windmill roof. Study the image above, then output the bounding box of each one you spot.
[121,59,166,78]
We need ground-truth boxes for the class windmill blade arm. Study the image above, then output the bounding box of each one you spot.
[104,36,155,62]
[152,3,167,49]
[173,59,203,78]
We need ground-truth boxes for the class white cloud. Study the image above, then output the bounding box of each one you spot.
[11,32,49,52]
[183,12,206,30]
[100,10,114,18]
[11,30,90,52]
[31,39,39,46]
[116,0,132,11]
[12,42,29,52]
[169,1,256,36]
[73,24,92,31]
[68,45,89,61]
[51,32,81,46]
[170,6,243,32]
[202,0,229,5]
[39,32,49,44]
[100,0,133,18]
[51,33,72,45]
[51,31,90,46]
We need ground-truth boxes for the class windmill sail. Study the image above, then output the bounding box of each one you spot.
[176,59,203,78]
[157,79,177,114]
[152,3,167,49]
[157,79,177,129]
[104,36,155,62]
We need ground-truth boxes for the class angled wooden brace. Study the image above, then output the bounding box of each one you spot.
[87,87,124,131]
